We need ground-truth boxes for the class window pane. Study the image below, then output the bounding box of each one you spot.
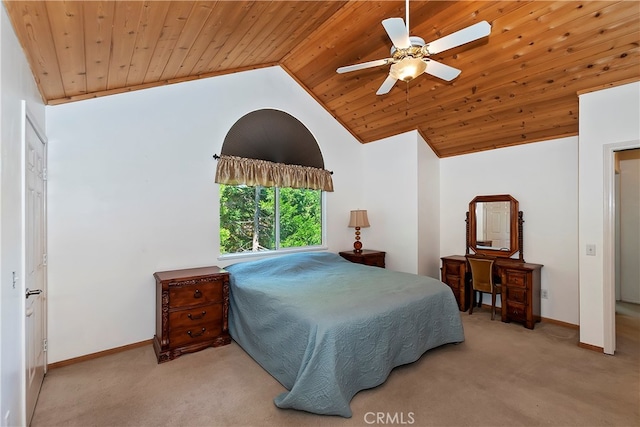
[220,184,322,255]
[219,185,275,254]
[278,187,322,248]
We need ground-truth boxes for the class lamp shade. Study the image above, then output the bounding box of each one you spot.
[348,210,370,228]
[389,57,427,82]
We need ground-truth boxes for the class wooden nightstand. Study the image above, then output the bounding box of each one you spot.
[153,266,231,363]
[339,250,386,268]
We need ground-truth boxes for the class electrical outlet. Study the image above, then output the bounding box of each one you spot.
[541,289,549,299]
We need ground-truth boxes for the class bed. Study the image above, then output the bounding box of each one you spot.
[225,252,464,417]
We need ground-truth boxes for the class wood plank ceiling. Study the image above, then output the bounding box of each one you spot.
[5,1,640,157]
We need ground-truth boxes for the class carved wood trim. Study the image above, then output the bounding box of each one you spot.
[161,290,169,347]
[465,211,470,255]
[518,211,525,262]
[222,278,230,332]
[168,276,219,286]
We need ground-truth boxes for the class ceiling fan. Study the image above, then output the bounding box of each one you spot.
[336,3,491,95]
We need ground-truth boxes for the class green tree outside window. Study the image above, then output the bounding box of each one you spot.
[220,184,322,254]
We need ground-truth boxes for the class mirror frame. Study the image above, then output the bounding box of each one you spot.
[468,194,519,259]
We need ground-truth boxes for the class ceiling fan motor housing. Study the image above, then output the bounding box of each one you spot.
[390,36,426,59]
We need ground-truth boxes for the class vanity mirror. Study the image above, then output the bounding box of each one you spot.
[466,194,523,261]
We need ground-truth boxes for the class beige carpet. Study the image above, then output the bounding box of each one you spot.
[32,310,639,427]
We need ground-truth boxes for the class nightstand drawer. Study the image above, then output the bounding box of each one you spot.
[339,250,386,268]
[169,282,223,308]
[169,303,223,330]
[170,318,224,347]
[364,256,385,267]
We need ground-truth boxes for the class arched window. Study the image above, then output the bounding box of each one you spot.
[215,109,333,191]
[216,109,331,256]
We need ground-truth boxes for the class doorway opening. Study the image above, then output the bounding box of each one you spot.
[614,148,640,319]
[604,142,640,355]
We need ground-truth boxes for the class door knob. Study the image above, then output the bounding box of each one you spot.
[25,288,42,299]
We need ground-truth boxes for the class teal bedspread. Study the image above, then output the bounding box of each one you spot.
[226,252,464,417]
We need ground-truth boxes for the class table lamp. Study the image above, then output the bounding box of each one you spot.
[348,210,370,253]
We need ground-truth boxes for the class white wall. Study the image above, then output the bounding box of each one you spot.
[578,82,640,350]
[0,4,46,426]
[440,137,580,325]
[360,130,440,277]
[45,66,363,363]
[417,133,441,278]
[363,132,418,273]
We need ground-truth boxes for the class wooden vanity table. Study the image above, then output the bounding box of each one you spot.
[441,195,543,329]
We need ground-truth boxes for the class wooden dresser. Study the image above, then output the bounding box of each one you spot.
[153,266,231,363]
[440,255,470,312]
[441,256,543,329]
[339,249,386,268]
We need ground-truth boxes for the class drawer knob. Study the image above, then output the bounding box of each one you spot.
[187,328,206,338]
[193,289,202,298]
[187,311,206,320]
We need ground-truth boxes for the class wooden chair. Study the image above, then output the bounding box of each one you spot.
[467,257,501,320]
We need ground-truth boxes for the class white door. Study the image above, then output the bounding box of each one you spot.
[24,105,47,425]
[484,201,510,249]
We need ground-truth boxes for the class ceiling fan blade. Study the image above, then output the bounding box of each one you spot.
[336,58,391,74]
[425,60,461,81]
[376,75,398,95]
[382,17,411,49]
[427,21,491,54]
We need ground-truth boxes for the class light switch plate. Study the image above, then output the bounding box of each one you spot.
[586,244,596,256]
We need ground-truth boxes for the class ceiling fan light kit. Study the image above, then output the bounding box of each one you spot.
[390,57,427,82]
[336,7,491,95]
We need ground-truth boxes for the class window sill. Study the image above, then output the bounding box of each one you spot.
[218,245,328,262]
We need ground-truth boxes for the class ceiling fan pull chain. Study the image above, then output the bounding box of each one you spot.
[406,82,410,116]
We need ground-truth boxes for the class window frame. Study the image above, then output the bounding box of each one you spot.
[217,185,328,261]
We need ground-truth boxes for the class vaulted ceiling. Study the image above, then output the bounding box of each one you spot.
[5,1,639,157]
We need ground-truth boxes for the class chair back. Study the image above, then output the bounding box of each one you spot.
[468,257,494,293]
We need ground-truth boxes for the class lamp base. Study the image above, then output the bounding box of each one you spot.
[353,240,363,253]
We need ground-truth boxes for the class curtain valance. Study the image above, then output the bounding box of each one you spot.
[215,155,334,192]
